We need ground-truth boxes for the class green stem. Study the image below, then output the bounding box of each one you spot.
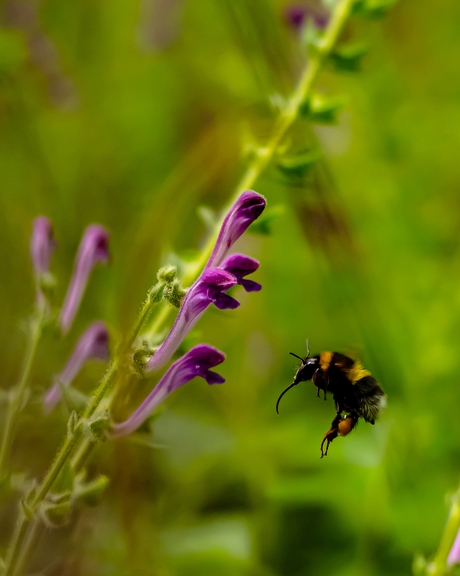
[0,302,46,480]
[4,282,160,575]
[427,489,460,576]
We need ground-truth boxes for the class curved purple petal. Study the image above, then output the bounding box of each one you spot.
[113,344,226,437]
[205,191,266,269]
[44,321,110,413]
[220,254,262,293]
[59,225,110,334]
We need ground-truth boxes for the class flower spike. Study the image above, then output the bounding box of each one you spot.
[112,344,225,438]
[44,321,110,413]
[59,225,110,334]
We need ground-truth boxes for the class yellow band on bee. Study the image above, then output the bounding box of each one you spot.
[319,351,333,371]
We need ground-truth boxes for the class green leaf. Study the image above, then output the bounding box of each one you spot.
[74,474,110,507]
[352,0,398,18]
[300,93,347,124]
[277,151,319,179]
[329,42,368,72]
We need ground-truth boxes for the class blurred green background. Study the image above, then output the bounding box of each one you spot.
[1,0,460,574]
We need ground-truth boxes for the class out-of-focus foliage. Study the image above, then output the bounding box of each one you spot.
[1,0,460,575]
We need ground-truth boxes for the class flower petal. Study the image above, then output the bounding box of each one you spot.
[205,191,266,269]
[59,225,110,334]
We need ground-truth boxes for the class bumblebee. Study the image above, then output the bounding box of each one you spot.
[276,344,386,457]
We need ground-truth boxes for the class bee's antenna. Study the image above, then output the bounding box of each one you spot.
[276,381,298,414]
[289,352,304,362]
[306,339,310,357]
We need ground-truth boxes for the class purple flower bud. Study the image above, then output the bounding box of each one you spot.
[220,254,262,293]
[448,528,460,566]
[205,190,266,269]
[146,268,238,373]
[112,344,225,437]
[285,5,329,31]
[31,216,56,275]
[59,225,110,334]
[44,321,110,413]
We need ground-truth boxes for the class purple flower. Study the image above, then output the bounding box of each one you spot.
[285,5,329,31]
[59,225,110,334]
[145,268,238,373]
[44,321,110,413]
[112,344,225,437]
[220,254,262,293]
[31,216,56,275]
[205,190,266,269]
[448,528,460,566]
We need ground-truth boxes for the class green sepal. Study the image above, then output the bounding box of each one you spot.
[67,410,82,437]
[329,43,368,72]
[249,205,285,236]
[277,151,318,179]
[74,474,109,507]
[83,412,111,443]
[300,93,347,124]
[40,500,72,527]
[352,0,397,18]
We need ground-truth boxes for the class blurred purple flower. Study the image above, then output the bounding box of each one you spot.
[31,216,56,275]
[205,190,266,269]
[44,321,110,413]
[285,4,329,31]
[145,268,238,373]
[220,254,262,293]
[448,528,460,566]
[112,344,225,437]
[59,225,110,334]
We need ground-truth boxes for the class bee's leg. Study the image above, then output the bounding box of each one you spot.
[320,413,342,458]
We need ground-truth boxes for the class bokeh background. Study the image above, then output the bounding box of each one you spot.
[1,0,460,574]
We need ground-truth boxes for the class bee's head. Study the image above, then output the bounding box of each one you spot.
[276,352,319,414]
[293,356,318,385]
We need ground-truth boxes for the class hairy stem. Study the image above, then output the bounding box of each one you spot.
[0,302,46,480]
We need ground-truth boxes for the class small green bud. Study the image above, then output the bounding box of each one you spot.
[157,264,177,284]
[162,280,186,308]
[37,271,56,300]
[132,341,155,375]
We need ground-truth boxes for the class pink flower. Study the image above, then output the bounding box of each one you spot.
[31,216,56,275]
